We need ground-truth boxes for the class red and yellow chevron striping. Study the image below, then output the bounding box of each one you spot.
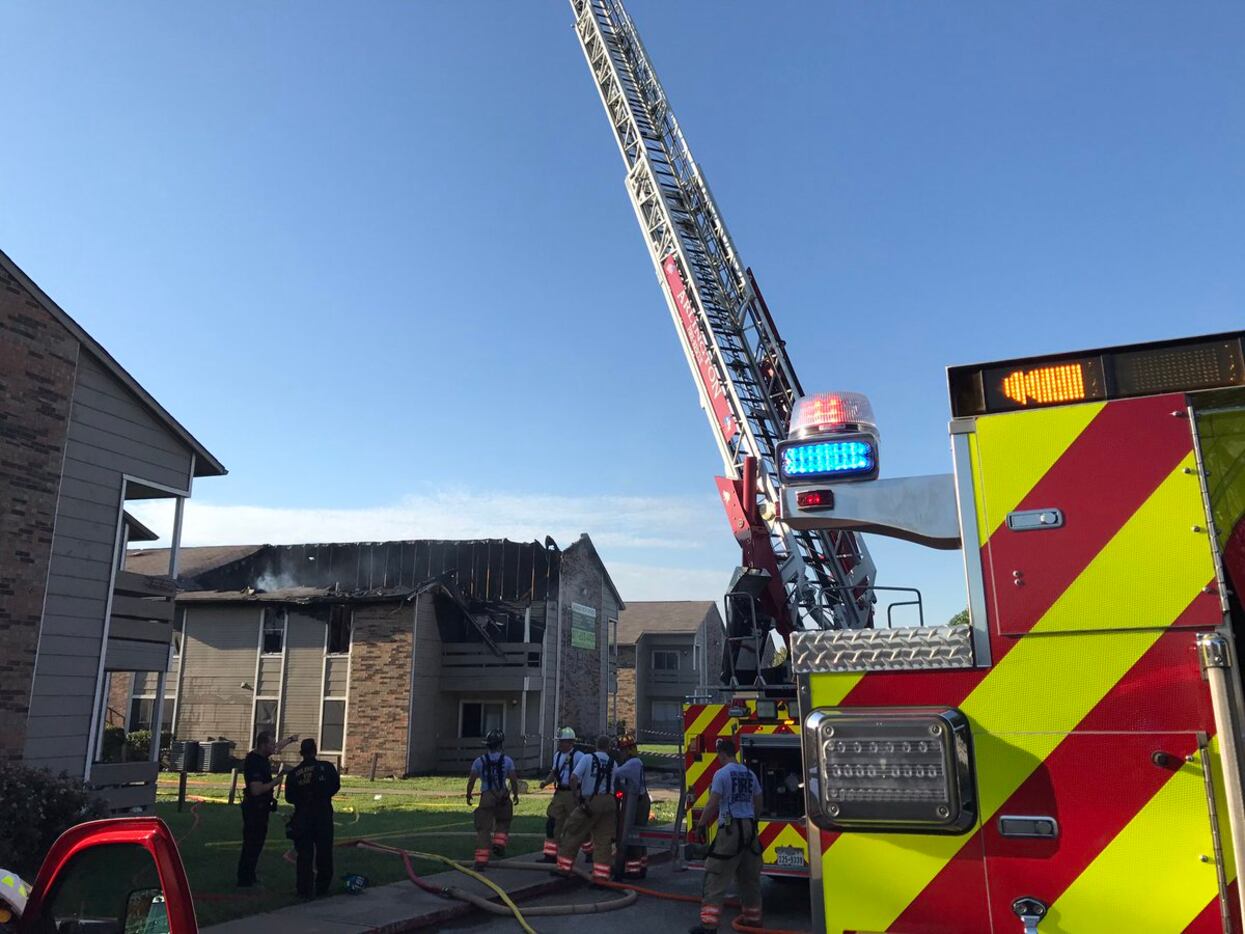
[811,394,1229,932]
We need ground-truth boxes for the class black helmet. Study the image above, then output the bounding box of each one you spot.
[485,729,505,750]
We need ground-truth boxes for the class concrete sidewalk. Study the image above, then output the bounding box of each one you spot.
[201,852,577,934]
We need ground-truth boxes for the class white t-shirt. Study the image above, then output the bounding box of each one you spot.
[471,752,515,792]
[711,762,762,824]
[615,756,647,795]
[572,750,615,796]
[550,749,579,788]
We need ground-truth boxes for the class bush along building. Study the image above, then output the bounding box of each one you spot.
[611,601,725,741]
[0,248,225,813]
[125,536,622,776]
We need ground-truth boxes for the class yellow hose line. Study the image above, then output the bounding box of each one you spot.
[405,850,537,934]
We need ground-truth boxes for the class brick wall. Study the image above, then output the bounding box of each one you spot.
[0,268,77,761]
[106,671,133,728]
[346,603,412,777]
[613,647,637,735]
[554,540,607,740]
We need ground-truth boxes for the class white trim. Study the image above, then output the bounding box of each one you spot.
[260,606,285,656]
[340,632,353,769]
[85,476,129,780]
[170,608,189,743]
[325,605,353,656]
[275,608,289,744]
[120,472,190,499]
[248,607,264,746]
[319,697,348,754]
[318,615,330,750]
[252,696,280,749]
[458,699,506,740]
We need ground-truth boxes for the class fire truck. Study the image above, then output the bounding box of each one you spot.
[570,0,879,878]
[1,817,197,933]
[782,337,1245,932]
[570,6,1245,929]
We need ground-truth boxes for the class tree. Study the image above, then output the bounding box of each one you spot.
[947,609,970,626]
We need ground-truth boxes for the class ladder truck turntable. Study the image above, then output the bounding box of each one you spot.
[571,2,1245,931]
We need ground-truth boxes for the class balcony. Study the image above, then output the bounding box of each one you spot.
[435,738,543,775]
[110,570,177,642]
[439,642,542,691]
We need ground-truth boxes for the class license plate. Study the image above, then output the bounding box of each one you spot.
[774,846,806,868]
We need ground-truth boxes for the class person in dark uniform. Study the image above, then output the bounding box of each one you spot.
[237,731,296,888]
[285,738,341,899]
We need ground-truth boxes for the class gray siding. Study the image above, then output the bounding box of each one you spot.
[408,595,443,772]
[636,632,696,736]
[280,610,324,764]
[25,351,194,775]
[175,607,259,748]
[256,656,282,697]
[324,655,349,697]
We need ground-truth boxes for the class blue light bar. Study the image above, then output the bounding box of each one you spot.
[781,439,876,479]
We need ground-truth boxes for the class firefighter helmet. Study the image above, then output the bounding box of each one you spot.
[616,734,637,751]
[557,727,577,741]
[485,729,505,749]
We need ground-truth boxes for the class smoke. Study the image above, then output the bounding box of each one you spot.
[254,571,301,592]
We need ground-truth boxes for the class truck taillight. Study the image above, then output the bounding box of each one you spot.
[803,707,976,835]
[795,489,834,510]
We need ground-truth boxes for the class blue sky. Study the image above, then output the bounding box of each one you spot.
[2,1,1242,617]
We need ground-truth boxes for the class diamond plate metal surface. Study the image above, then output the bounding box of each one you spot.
[791,625,975,674]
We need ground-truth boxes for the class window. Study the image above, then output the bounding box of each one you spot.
[460,701,504,739]
[262,608,285,655]
[653,650,680,671]
[651,700,681,723]
[253,698,278,744]
[128,697,156,733]
[43,843,166,933]
[321,699,346,752]
[327,605,352,655]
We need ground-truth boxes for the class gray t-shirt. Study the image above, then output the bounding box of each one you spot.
[711,762,762,824]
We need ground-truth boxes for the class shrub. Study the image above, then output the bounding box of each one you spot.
[126,730,152,762]
[100,725,127,763]
[0,763,107,879]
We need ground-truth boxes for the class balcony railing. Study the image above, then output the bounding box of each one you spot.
[440,641,542,690]
[435,738,543,775]
[109,570,177,642]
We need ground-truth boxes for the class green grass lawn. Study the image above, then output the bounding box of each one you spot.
[155,773,676,927]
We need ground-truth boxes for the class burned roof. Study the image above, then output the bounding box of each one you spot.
[125,545,264,583]
[615,601,721,645]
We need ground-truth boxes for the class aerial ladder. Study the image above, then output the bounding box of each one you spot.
[570,0,876,658]
[570,0,881,877]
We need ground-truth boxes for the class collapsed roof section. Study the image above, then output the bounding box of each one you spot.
[144,538,575,648]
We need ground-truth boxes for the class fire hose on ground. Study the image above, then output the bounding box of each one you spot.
[355,841,810,934]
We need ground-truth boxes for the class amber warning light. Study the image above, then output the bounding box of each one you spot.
[1001,362,1087,406]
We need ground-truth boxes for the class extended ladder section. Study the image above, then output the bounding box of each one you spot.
[570,0,874,630]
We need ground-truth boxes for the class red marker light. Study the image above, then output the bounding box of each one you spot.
[797,490,834,510]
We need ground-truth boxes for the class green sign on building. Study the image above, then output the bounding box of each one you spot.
[571,603,597,649]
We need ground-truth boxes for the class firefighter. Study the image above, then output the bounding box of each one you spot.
[236,731,297,888]
[466,729,519,870]
[690,738,763,934]
[284,737,341,899]
[555,733,616,884]
[538,726,580,861]
[614,734,650,878]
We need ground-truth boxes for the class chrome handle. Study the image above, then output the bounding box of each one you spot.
[1012,896,1048,933]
